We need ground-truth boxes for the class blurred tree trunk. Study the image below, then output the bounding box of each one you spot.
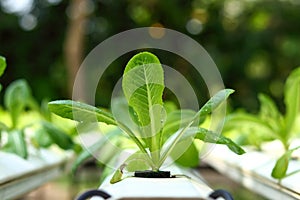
[64,0,88,99]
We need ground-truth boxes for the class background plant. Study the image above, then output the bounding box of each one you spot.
[48,52,245,183]
[0,56,77,158]
[224,67,300,181]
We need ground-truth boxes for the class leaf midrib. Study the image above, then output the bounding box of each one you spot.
[49,101,117,125]
[143,65,156,137]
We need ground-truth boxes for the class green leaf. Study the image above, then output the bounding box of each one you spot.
[35,127,53,148]
[111,97,154,159]
[110,167,124,184]
[225,112,274,135]
[163,101,178,114]
[284,67,300,135]
[271,146,300,180]
[162,109,198,142]
[271,150,292,179]
[183,127,246,155]
[122,52,164,132]
[171,140,199,167]
[6,130,28,159]
[258,94,286,141]
[197,128,245,155]
[111,97,140,136]
[41,121,74,150]
[259,93,281,120]
[199,89,235,118]
[122,52,165,165]
[99,156,119,184]
[48,100,117,125]
[109,151,152,184]
[0,56,6,77]
[158,89,235,167]
[4,79,33,128]
[124,151,152,172]
[116,122,154,166]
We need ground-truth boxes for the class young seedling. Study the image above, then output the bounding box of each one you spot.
[48,52,245,183]
[0,56,76,158]
[224,67,300,181]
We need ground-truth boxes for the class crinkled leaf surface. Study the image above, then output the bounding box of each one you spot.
[122,52,165,138]
[122,52,165,166]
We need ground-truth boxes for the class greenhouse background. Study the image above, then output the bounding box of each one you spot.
[0,0,300,199]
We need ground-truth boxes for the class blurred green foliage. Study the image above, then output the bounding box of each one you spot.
[0,0,300,111]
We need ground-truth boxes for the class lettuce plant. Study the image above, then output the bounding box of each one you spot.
[224,67,300,181]
[48,52,245,183]
[0,56,75,158]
